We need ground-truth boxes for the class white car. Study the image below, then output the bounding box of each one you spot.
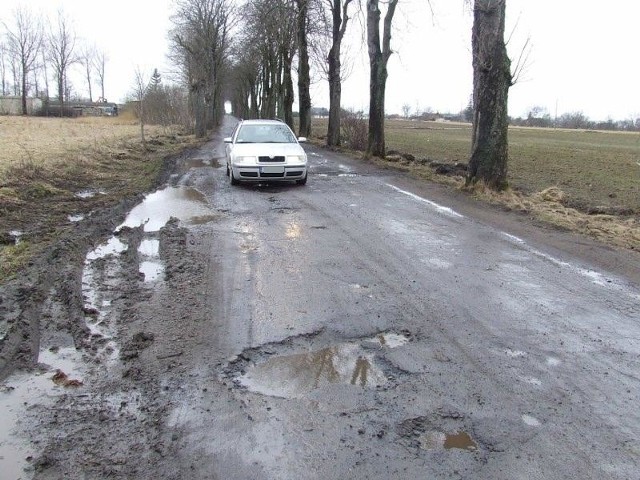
[224,119,308,185]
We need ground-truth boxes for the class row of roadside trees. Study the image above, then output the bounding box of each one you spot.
[185,0,513,190]
[2,0,516,191]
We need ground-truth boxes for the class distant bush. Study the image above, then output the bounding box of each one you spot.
[341,110,367,151]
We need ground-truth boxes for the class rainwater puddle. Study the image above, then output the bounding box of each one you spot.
[371,332,410,348]
[420,431,478,451]
[237,334,409,399]
[0,348,85,478]
[138,239,159,257]
[75,189,105,199]
[86,236,127,261]
[118,186,212,232]
[140,261,164,281]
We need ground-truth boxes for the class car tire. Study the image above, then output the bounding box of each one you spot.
[230,168,239,186]
[296,173,308,186]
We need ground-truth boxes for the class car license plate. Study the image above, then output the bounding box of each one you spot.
[260,166,284,174]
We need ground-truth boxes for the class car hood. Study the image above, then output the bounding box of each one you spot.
[230,143,306,157]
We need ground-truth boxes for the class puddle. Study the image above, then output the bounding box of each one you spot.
[86,236,127,261]
[138,239,159,257]
[140,261,164,282]
[238,344,386,398]
[68,214,84,222]
[82,241,124,362]
[75,189,105,199]
[236,334,409,399]
[1,348,85,478]
[118,186,212,232]
[371,333,409,348]
[420,431,477,451]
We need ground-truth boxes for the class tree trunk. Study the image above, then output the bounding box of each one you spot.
[327,0,353,147]
[296,0,311,137]
[20,61,28,115]
[193,81,207,138]
[327,45,342,146]
[283,53,295,130]
[366,0,397,158]
[466,0,511,191]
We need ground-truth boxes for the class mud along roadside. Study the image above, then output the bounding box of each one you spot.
[0,137,203,380]
[0,130,227,478]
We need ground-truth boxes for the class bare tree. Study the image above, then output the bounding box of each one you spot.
[0,41,8,96]
[401,103,410,118]
[366,0,398,158]
[93,49,107,101]
[326,0,354,146]
[79,43,97,102]
[3,6,42,114]
[132,67,149,145]
[48,10,77,115]
[466,0,511,190]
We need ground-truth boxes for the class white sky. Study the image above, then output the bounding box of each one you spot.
[2,0,639,121]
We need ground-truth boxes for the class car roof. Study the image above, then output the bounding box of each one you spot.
[239,119,285,125]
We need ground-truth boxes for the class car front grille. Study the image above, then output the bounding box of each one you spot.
[261,172,285,178]
[258,156,285,163]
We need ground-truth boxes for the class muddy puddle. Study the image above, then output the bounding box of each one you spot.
[118,186,213,232]
[236,333,409,399]
[0,347,85,478]
[420,431,478,451]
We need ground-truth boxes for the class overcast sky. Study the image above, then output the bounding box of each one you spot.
[2,0,639,121]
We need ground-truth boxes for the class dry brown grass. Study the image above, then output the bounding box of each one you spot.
[0,116,170,177]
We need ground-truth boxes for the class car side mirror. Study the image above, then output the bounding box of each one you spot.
[297,137,307,143]
[223,137,232,143]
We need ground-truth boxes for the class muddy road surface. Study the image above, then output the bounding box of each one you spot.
[1,117,640,479]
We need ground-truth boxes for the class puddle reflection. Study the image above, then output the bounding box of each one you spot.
[238,343,387,398]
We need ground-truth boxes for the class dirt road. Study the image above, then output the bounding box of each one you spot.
[1,117,639,479]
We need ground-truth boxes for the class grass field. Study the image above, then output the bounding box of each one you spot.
[313,118,640,213]
[311,118,640,251]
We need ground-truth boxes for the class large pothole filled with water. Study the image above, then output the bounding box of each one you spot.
[227,332,410,399]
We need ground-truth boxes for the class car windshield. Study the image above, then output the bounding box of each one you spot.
[235,124,296,144]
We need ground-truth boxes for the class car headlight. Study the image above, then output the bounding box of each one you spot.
[234,156,257,165]
[287,155,307,164]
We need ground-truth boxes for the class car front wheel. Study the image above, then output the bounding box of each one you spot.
[296,172,308,186]
[230,168,240,186]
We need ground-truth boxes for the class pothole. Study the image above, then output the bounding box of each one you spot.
[228,332,411,399]
[398,414,480,454]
